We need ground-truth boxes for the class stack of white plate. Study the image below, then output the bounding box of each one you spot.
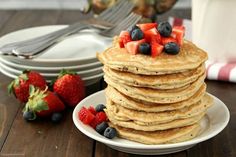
[0,25,112,86]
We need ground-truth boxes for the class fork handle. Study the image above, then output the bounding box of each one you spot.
[0,21,93,51]
[13,23,90,58]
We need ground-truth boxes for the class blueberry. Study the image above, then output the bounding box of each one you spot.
[104,127,117,139]
[131,28,144,41]
[96,122,109,135]
[51,112,63,123]
[23,111,36,121]
[95,104,106,112]
[128,25,139,34]
[139,43,151,55]
[157,21,172,37]
[164,42,180,55]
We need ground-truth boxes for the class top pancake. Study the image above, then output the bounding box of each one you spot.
[97,38,208,75]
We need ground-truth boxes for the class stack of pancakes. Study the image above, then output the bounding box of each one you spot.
[97,38,213,144]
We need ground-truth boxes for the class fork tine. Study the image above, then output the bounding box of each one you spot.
[112,14,141,35]
[99,0,127,19]
[98,0,135,24]
[104,2,135,24]
[100,13,142,37]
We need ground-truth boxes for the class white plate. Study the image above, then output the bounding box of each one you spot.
[72,90,230,155]
[0,57,102,72]
[0,25,112,66]
[0,61,103,78]
[0,64,104,86]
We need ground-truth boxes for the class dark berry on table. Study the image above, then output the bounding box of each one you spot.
[23,110,36,121]
[51,112,63,123]
[128,25,139,34]
[164,42,180,55]
[96,122,109,135]
[157,21,172,37]
[104,127,117,139]
[139,43,151,55]
[95,104,106,112]
[131,28,144,41]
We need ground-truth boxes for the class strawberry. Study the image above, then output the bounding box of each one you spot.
[151,42,164,58]
[79,107,95,124]
[53,70,85,107]
[90,112,107,128]
[119,31,131,48]
[161,37,177,45]
[118,38,124,48]
[172,26,185,46]
[24,86,65,118]
[137,23,157,32]
[125,39,146,55]
[8,70,47,103]
[88,106,96,115]
[144,28,161,42]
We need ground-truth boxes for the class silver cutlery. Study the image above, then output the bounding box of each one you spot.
[0,0,137,58]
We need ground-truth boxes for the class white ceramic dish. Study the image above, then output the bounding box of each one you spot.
[0,25,112,66]
[0,57,102,72]
[72,90,230,155]
[0,64,104,86]
[0,61,103,78]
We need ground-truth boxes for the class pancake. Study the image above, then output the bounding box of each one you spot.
[105,109,204,131]
[104,73,206,104]
[105,85,206,112]
[103,64,205,89]
[106,94,213,124]
[109,122,201,144]
[97,38,208,75]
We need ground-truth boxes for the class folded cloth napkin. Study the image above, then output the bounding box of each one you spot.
[168,17,236,83]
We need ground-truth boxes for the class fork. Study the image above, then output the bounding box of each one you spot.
[0,0,135,58]
[14,13,142,59]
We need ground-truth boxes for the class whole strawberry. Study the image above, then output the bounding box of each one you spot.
[8,70,47,103]
[53,70,85,107]
[23,85,65,120]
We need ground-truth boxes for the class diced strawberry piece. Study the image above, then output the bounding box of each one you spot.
[151,42,164,58]
[88,106,96,115]
[161,37,177,45]
[119,31,131,48]
[137,23,157,32]
[119,38,124,48]
[150,33,161,44]
[125,39,146,55]
[78,107,95,124]
[89,112,107,128]
[172,26,185,46]
[144,28,160,42]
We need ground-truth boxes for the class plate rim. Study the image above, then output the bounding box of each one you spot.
[0,61,103,76]
[72,90,230,149]
[0,57,102,71]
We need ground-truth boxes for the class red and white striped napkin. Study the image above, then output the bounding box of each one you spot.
[168,17,236,83]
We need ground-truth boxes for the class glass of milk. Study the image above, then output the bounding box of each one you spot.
[192,0,236,62]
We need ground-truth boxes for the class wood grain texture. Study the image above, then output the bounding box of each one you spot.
[0,108,94,157]
[0,11,16,29]
[95,142,187,157]
[0,9,235,157]
[0,74,20,150]
[0,10,60,36]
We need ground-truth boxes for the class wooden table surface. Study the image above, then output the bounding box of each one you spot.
[0,9,235,157]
